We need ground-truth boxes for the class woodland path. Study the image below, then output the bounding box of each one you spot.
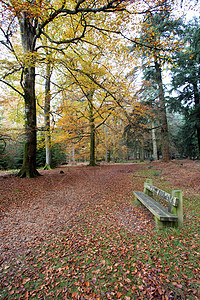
[0,163,154,267]
[0,160,199,268]
[0,161,200,299]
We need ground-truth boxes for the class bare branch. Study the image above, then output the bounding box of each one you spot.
[1,65,23,80]
[0,79,24,97]
[86,24,173,52]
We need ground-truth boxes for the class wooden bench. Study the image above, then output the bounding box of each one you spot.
[133,179,183,229]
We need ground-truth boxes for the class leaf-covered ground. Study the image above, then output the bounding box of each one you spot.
[0,160,199,299]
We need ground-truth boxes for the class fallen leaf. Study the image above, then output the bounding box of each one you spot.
[22,278,30,285]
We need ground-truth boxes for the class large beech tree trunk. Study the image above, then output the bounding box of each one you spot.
[154,57,170,162]
[17,15,40,178]
[18,65,39,177]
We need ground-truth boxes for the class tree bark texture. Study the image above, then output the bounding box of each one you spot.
[88,94,96,166]
[154,57,170,162]
[105,124,108,162]
[44,61,52,170]
[139,139,144,162]
[17,15,40,177]
[193,82,200,158]
[152,121,158,160]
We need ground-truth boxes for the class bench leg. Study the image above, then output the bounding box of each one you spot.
[171,190,183,228]
[155,217,165,230]
[155,217,178,230]
[134,196,141,207]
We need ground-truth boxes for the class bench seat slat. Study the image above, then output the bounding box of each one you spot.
[133,191,178,222]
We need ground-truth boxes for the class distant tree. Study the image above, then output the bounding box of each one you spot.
[54,58,122,166]
[43,55,53,170]
[169,20,200,158]
[176,112,199,159]
[130,0,184,161]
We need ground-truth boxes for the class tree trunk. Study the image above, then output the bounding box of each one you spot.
[152,121,158,160]
[17,64,40,177]
[44,61,52,170]
[196,127,200,159]
[17,15,40,177]
[154,57,170,162]
[88,94,96,166]
[140,140,144,162]
[105,124,108,162]
[72,142,75,162]
[193,82,200,158]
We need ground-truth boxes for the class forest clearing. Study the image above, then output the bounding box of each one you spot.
[0,0,200,298]
[0,160,199,299]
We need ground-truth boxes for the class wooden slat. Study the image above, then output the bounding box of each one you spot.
[133,191,178,222]
[144,183,179,207]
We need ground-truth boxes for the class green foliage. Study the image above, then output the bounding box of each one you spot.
[36,146,46,168]
[0,137,66,170]
[36,144,66,168]
[0,140,10,169]
[37,144,67,168]
[175,113,199,158]
[168,20,200,157]
[51,145,66,168]
[0,140,23,170]
[0,126,18,170]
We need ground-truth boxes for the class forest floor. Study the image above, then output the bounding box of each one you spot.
[0,160,199,299]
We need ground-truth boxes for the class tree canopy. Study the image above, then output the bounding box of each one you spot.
[0,0,200,174]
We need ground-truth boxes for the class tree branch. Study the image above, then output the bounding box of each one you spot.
[40,17,87,45]
[0,79,24,97]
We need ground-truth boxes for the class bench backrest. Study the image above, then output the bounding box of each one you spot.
[143,179,183,227]
[144,182,179,207]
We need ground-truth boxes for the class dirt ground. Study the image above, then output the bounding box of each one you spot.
[0,160,199,268]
